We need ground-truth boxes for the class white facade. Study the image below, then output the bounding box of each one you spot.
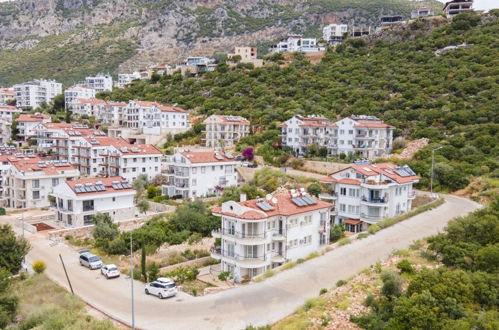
[184,57,216,72]
[269,35,325,53]
[320,162,419,232]
[117,72,141,88]
[203,115,250,148]
[0,88,15,105]
[281,115,394,159]
[163,150,239,199]
[85,74,113,92]
[15,113,52,142]
[323,24,348,44]
[443,0,473,18]
[13,80,62,109]
[0,106,22,144]
[125,100,189,135]
[0,155,79,209]
[64,85,96,108]
[211,188,331,280]
[52,176,136,227]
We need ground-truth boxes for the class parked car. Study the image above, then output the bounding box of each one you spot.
[145,280,177,299]
[100,264,120,279]
[79,252,102,270]
[241,162,258,168]
[235,155,245,161]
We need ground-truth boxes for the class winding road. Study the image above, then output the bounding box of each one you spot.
[21,194,480,330]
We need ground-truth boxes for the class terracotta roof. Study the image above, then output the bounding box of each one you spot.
[157,105,187,113]
[214,189,333,220]
[9,157,76,175]
[326,162,419,185]
[344,219,362,225]
[83,137,162,155]
[74,98,107,105]
[180,151,238,163]
[204,115,250,124]
[66,176,135,196]
[17,114,50,122]
[105,101,127,107]
[0,105,20,111]
[0,89,14,95]
[353,122,394,129]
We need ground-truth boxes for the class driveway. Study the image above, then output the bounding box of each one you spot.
[23,194,480,330]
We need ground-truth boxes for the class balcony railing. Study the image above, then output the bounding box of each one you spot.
[217,228,266,239]
[361,196,388,204]
[211,247,266,261]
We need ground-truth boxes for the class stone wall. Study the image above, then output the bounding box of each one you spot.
[48,218,145,240]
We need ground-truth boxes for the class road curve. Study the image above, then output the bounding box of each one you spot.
[26,194,481,330]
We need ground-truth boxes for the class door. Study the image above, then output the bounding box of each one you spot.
[279,220,283,235]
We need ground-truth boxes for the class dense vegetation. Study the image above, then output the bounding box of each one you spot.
[104,12,499,192]
[352,198,499,329]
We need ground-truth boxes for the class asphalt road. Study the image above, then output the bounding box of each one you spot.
[23,194,480,330]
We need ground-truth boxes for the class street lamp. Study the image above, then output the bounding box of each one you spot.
[130,231,135,330]
[430,146,443,198]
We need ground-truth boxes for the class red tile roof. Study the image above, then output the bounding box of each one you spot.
[83,137,162,155]
[205,115,250,124]
[213,189,333,220]
[180,151,238,163]
[325,162,419,185]
[0,105,20,111]
[17,114,50,122]
[344,219,362,225]
[9,157,76,175]
[354,122,394,128]
[74,98,106,105]
[66,176,135,196]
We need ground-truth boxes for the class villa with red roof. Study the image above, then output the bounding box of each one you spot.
[211,187,332,280]
[15,113,51,142]
[320,162,419,233]
[281,115,394,159]
[125,100,189,135]
[52,176,136,227]
[203,115,250,148]
[163,150,240,199]
[64,85,96,107]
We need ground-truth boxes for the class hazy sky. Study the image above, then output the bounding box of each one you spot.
[0,0,497,10]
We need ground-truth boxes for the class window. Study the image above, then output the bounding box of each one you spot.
[83,200,94,212]
[112,197,116,202]
[340,129,345,134]
[304,215,312,225]
[192,179,197,186]
[192,168,197,174]
[201,167,205,173]
[68,200,73,211]
[348,130,353,135]
[339,204,346,212]
[340,187,347,196]
[83,215,94,226]
[32,191,40,199]
[32,179,40,188]
[52,178,59,187]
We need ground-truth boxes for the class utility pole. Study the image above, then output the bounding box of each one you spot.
[430,146,443,198]
[130,231,135,330]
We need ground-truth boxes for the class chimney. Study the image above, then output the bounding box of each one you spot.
[240,193,247,202]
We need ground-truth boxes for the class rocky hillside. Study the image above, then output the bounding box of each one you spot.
[0,0,440,85]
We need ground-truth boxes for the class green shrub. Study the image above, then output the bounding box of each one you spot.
[263,270,275,278]
[32,260,46,274]
[0,207,5,216]
[319,288,328,295]
[357,233,369,239]
[368,224,381,234]
[336,279,348,287]
[330,224,345,242]
[297,258,305,264]
[396,259,415,274]
[162,267,199,283]
[218,271,231,281]
[338,238,352,246]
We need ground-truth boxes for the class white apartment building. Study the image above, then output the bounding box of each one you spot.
[52,176,136,227]
[100,101,128,126]
[67,98,107,118]
[117,72,141,88]
[323,24,348,45]
[184,57,217,72]
[85,74,113,92]
[211,188,332,280]
[163,150,239,199]
[125,100,189,135]
[64,85,96,108]
[281,115,394,159]
[320,162,419,232]
[443,0,473,18]
[15,113,51,142]
[0,88,15,105]
[203,115,250,148]
[269,35,325,53]
[411,8,435,18]
[71,136,162,181]
[33,122,105,156]
[0,155,79,209]
[0,106,22,144]
[13,79,62,109]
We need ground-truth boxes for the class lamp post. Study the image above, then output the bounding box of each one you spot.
[130,231,135,330]
[430,146,443,198]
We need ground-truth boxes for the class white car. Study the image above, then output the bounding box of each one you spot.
[100,264,120,279]
[145,280,177,299]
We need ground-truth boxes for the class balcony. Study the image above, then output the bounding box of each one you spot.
[271,252,286,263]
[360,213,383,223]
[219,228,268,244]
[210,247,222,260]
[318,192,337,201]
[408,191,416,199]
[361,180,394,189]
[361,196,389,206]
[271,232,285,241]
[211,229,222,238]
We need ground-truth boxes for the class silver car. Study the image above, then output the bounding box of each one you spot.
[100,264,120,279]
[79,252,102,270]
[145,280,177,299]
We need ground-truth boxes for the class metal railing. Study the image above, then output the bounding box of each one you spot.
[214,228,266,239]
[361,196,388,204]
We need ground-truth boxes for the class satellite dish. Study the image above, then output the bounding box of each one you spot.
[266,194,272,201]
[271,197,278,204]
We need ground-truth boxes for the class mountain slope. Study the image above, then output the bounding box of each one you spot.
[0,0,440,85]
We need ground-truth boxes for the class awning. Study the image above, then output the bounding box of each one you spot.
[344,219,362,225]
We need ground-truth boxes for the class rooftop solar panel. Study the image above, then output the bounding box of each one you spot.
[302,195,317,205]
[291,197,307,207]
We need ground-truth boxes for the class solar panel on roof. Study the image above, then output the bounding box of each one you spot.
[256,201,274,211]
[95,184,105,191]
[121,181,131,188]
[302,195,317,205]
[214,153,224,160]
[291,197,307,207]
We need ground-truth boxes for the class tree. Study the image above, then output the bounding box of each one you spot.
[0,224,30,274]
[141,244,147,283]
[92,213,119,241]
[330,224,345,242]
[381,271,403,299]
[146,185,161,199]
[475,243,499,273]
[0,269,18,328]
[137,199,150,214]
[307,183,321,197]
[242,147,254,161]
